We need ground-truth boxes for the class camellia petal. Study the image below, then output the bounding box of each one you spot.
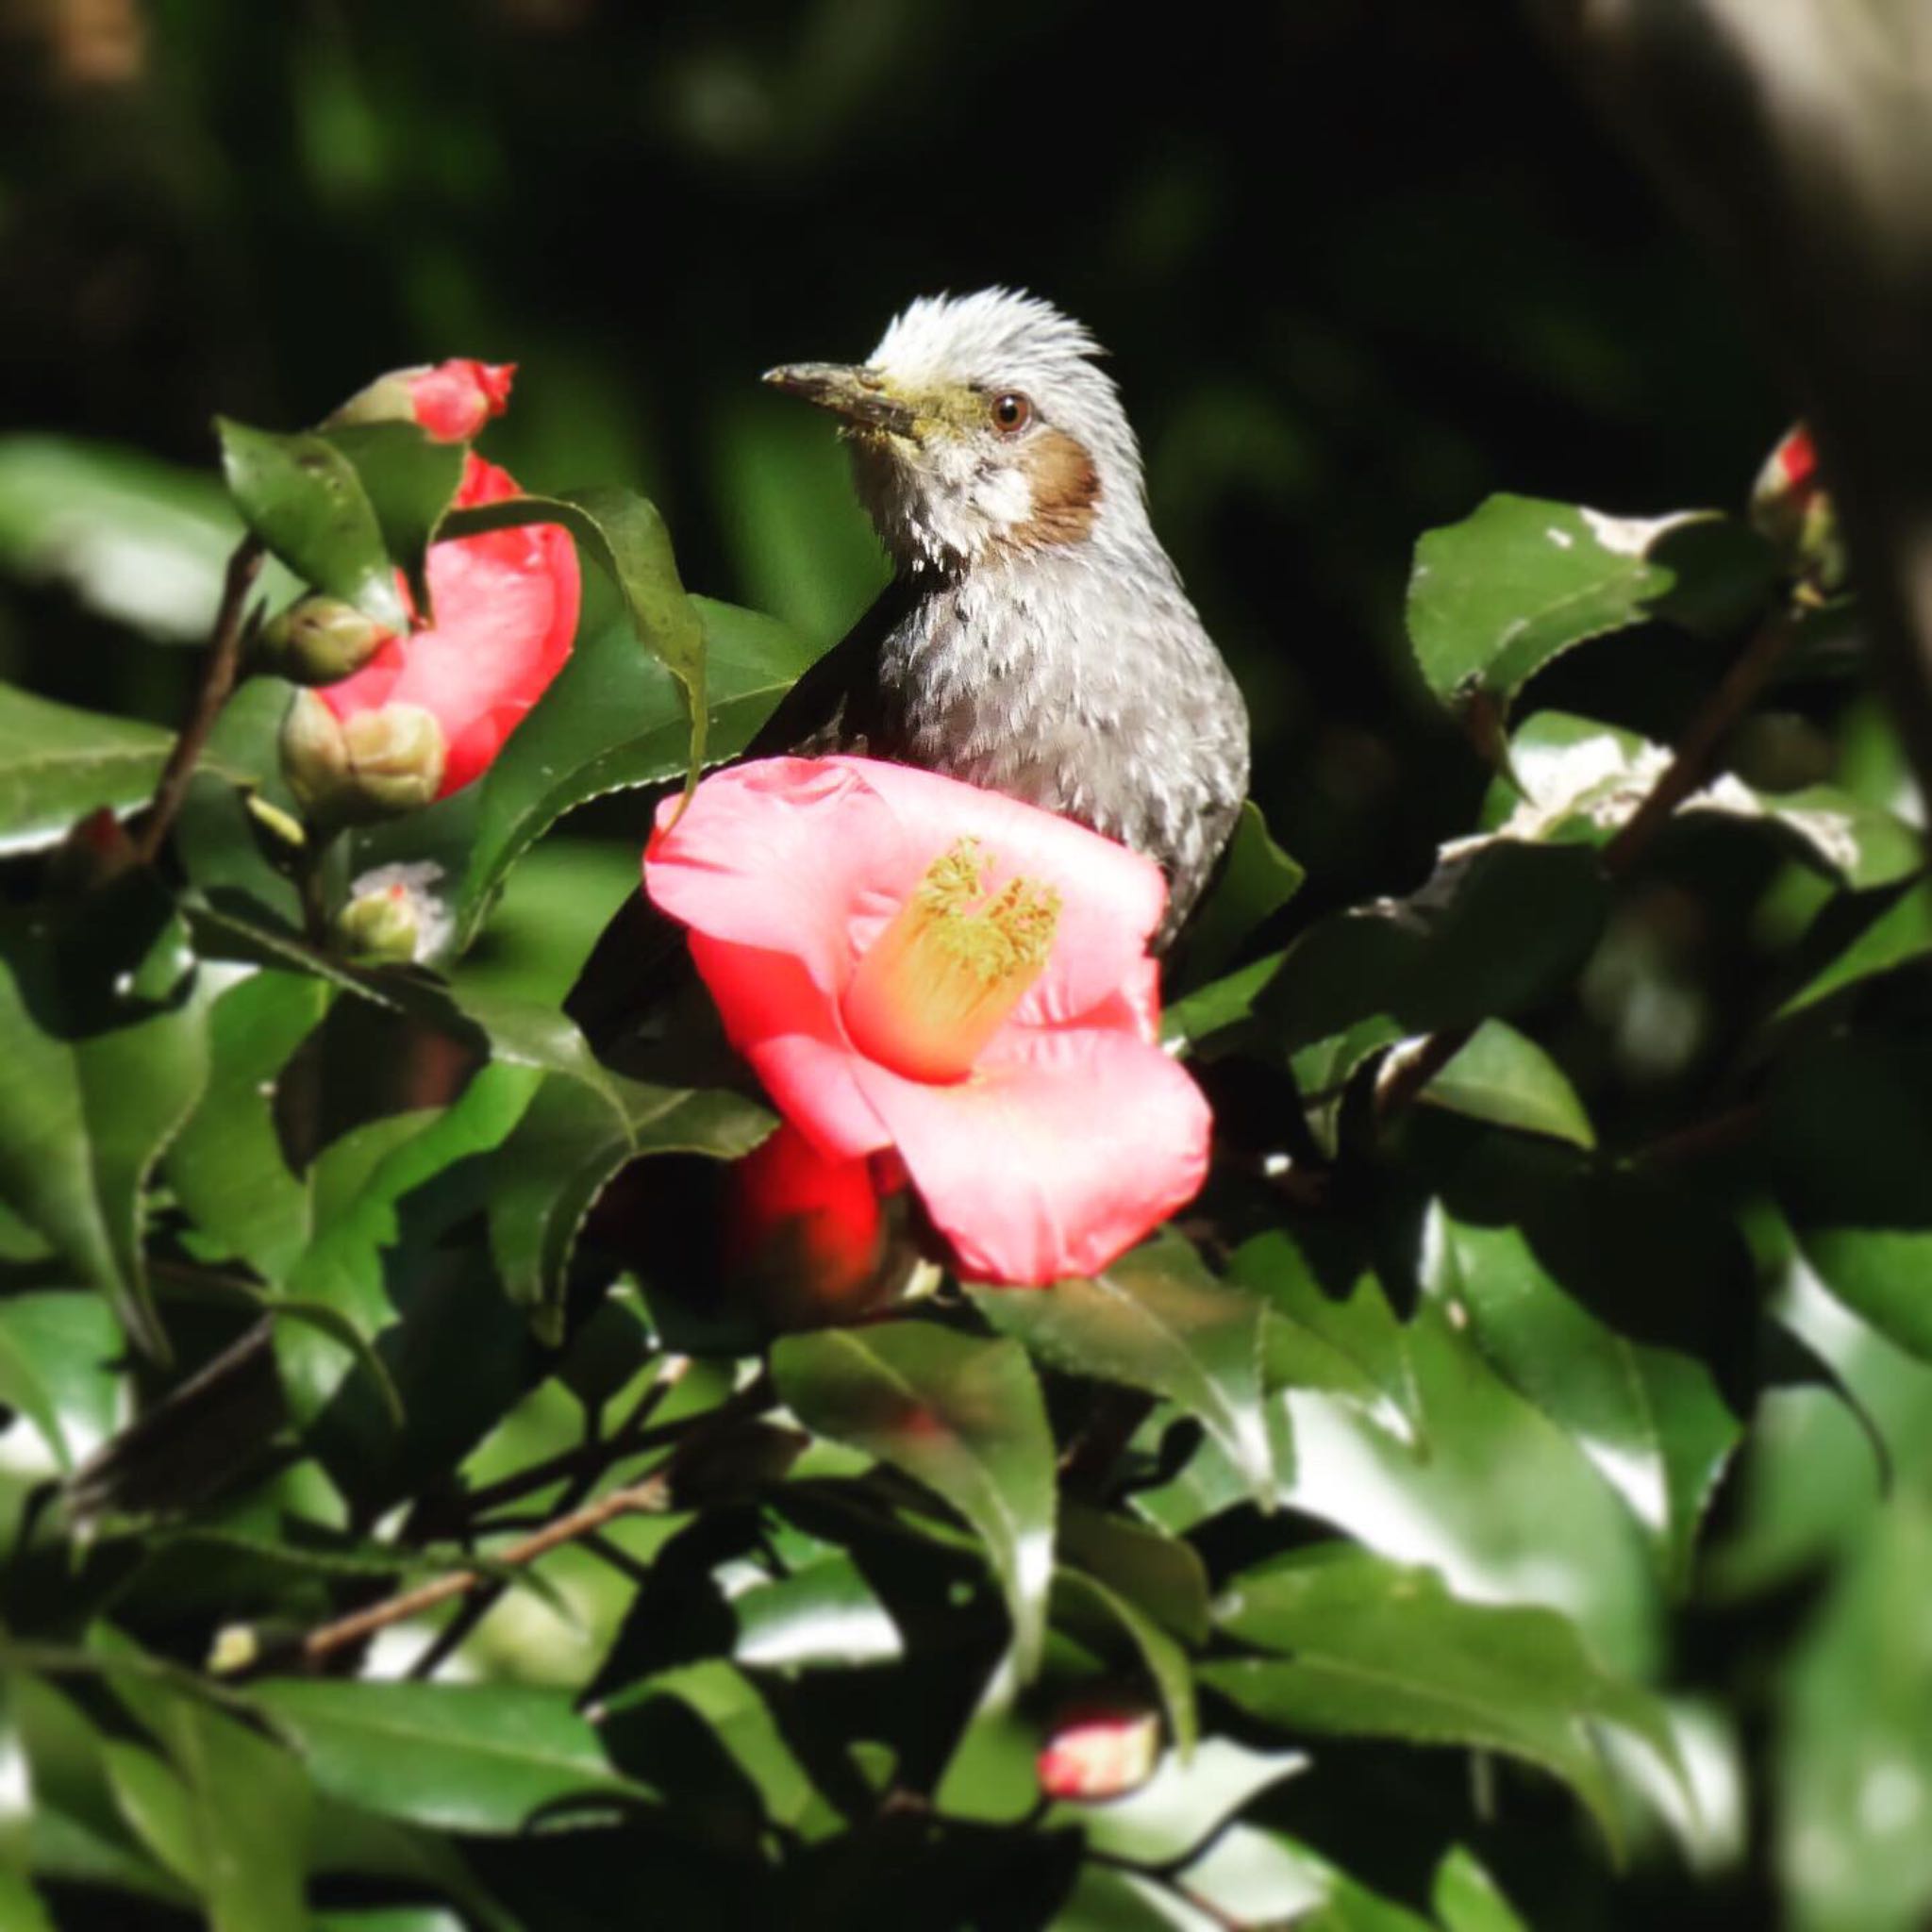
[319,455,581,796]
[644,754,1212,1286]
[849,1024,1212,1285]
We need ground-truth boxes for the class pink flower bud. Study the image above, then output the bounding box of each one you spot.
[328,358,516,443]
[280,690,447,825]
[1751,422,1847,595]
[1036,1706,1161,1802]
[336,863,453,965]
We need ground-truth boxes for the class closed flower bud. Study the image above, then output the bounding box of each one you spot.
[336,863,453,965]
[258,596,396,685]
[327,358,516,443]
[280,690,447,825]
[1037,1706,1161,1802]
[1751,424,1848,597]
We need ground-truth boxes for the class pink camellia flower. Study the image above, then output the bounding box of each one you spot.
[1036,1706,1162,1802]
[643,756,1212,1286]
[315,449,580,796]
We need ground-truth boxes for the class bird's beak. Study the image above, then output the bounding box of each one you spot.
[762,362,918,436]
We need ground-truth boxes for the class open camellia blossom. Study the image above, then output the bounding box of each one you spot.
[643,756,1212,1286]
[315,367,581,796]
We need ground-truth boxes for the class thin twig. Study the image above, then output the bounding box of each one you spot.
[1375,612,1796,1127]
[136,536,265,865]
[249,1469,675,1676]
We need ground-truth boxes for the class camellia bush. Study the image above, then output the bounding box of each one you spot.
[0,335,1926,1932]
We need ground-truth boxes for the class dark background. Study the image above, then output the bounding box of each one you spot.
[0,0,1785,910]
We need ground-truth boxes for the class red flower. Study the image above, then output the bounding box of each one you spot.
[404,359,516,442]
[643,757,1211,1286]
[725,1122,898,1316]
[1036,1707,1162,1802]
[317,451,580,796]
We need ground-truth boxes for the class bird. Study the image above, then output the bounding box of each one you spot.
[752,288,1250,947]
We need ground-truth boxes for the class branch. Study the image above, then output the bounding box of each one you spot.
[1375,611,1793,1126]
[136,536,265,866]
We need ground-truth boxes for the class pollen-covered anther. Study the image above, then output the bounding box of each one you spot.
[841,838,1061,1083]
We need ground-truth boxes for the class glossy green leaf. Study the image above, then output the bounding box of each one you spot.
[0,1291,123,1474]
[0,1870,57,1932]
[1226,1231,1420,1442]
[1408,496,1771,708]
[0,433,289,642]
[1478,710,1920,889]
[1425,1203,1740,1591]
[1768,1032,1932,1360]
[323,422,466,621]
[450,594,815,944]
[0,881,211,1359]
[0,682,185,855]
[1170,801,1305,986]
[1206,1545,1679,1843]
[1420,1018,1595,1149]
[440,485,706,801]
[1178,1825,1435,1932]
[1052,1568,1197,1757]
[216,418,407,629]
[485,1064,772,1345]
[1782,876,1932,1021]
[973,1232,1274,1506]
[772,1323,1057,1680]
[165,969,331,1277]
[1058,1502,1211,1645]
[1433,1846,1530,1932]
[252,1679,649,1836]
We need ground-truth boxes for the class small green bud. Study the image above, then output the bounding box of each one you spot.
[325,370,423,431]
[279,691,447,826]
[337,881,421,963]
[259,596,396,685]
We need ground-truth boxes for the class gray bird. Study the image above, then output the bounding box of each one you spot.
[756,288,1250,945]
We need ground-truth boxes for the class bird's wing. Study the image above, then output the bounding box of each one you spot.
[741,572,916,759]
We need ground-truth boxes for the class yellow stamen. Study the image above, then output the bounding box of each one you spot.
[842,839,1060,1083]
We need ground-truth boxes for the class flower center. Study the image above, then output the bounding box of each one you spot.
[841,839,1060,1083]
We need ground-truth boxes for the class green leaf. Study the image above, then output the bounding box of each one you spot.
[322,423,466,622]
[0,879,211,1359]
[1432,1846,1530,1932]
[1058,1502,1211,1645]
[0,682,170,856]
[153,1692,311,1932]
[1160,950,1284,1057]
[165,970,331,1277]
[1425,1205,1740,1592]
[251,1679,649,1835]
[0,1871,57,1932]
[486,1068,773,1344]
[1052,1568,1198,1757]
[1408,496,1771,709]
[1478,710,1920,888]
[0,433,291,642]
[602,1660,824,1836]
[1768,1031,1932,1360]
[1782,876,1932,1021]
[450,594,815,945]
[440,486,707,802]
[216,418,407,629]
[972,1232,1274,1507]
[1177,1825,1435,1932]
[1226,1231,1420,1442]
[1170,801,1305,987]
[771,1323,1057,1680]
[1419,1018,1595,1148]
[1205,1545,1680,1845]
[0,1291,122,1474]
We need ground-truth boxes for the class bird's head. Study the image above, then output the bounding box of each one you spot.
[764,289,1150,574]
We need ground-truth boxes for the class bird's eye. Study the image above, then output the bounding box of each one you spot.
[991,391,1033,434]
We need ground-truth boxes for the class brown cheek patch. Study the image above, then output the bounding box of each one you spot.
[1012,429,1102,547]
